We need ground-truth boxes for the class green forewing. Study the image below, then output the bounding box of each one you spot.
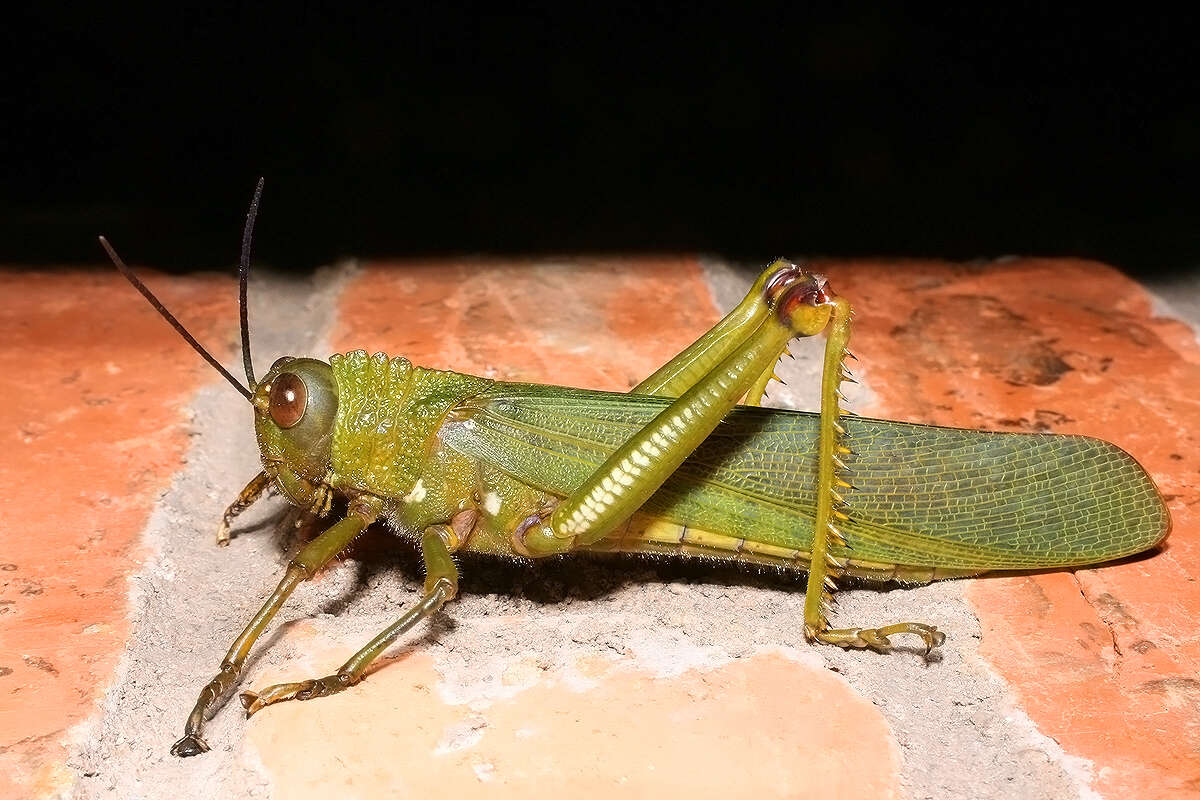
[440,383,1168,569]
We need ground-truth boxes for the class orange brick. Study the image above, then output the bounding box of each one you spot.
[0,269,236,798]
[249,650,902,800]
[821,257,1200,799]
[332,256,721,389]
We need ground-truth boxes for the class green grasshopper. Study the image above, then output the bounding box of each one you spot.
[101,185,1169,758]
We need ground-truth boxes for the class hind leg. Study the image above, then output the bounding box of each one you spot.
[631,258,798,405]
[802,293,944,655]
[514,261,835,557]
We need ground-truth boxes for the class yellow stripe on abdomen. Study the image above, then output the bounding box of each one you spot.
[581,514,982,584]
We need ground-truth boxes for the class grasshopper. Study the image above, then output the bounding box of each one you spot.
[101,185,1169,758]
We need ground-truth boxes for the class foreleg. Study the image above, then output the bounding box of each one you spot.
[216,471,274,546]
[170,496,380,756]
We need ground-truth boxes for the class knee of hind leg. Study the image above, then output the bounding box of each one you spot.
[760,260,836,336]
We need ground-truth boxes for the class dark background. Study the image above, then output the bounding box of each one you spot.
[4,5,1197,275]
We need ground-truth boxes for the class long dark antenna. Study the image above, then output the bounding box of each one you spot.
[99,236,254,401]
[239,178,264,390]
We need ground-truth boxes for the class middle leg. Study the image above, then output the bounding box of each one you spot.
[240,522,461,714]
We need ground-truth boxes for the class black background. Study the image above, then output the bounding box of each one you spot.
[5,5,1198,275]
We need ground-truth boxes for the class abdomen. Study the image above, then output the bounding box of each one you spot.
[582,512,985,584]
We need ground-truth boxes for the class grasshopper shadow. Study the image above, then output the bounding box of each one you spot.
[239,495,952,669]
[264,514,913,610]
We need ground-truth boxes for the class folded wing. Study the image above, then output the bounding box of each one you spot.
[440,383,1169,569]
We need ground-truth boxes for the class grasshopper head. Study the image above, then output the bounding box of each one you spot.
[253,357,339,506]
[102,182,344,511]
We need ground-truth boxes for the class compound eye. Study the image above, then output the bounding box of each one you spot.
[268,372,308,428]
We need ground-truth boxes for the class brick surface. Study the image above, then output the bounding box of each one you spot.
[821,258,1200,798]
[1,256,1196,799]
[0,269,236,798]
[249,649,901,799]
[332,256,720,390]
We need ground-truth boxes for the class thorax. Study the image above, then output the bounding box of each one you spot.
[327,350,491,501]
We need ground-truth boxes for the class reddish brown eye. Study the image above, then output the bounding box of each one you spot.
[268,372,308,428]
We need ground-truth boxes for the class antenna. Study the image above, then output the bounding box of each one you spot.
[99,236,254,402]
[239,178,264,390]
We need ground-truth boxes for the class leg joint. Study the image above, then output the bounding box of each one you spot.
[429,575,458,603]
